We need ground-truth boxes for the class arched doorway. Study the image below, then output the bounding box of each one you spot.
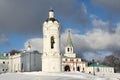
[77,66,80,71]
[64,65,70,71]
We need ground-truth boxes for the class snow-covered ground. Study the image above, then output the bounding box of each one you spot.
[0,72,120,80]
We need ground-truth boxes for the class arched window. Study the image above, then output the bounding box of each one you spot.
[67,48,69,52]
[77,66,80,71]
[97,67,100,72]
[51,36,55,49]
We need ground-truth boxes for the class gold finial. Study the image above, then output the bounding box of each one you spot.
[49,7,54,12]
[27,42,31,48]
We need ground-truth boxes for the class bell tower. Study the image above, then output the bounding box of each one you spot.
[64,30,76,58]
[42,9,62,72]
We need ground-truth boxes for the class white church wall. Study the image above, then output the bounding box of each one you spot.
[42,55,62,72]
[8,51,42,72]
[0,53,9,73]
[29,52,42,71]
[42,9,62,72]
[87,67,114,73]
[62,58,87,72]
[0,60,8,73]
[9,53,21,72]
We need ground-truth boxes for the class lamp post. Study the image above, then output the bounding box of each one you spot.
[92,59,95,76]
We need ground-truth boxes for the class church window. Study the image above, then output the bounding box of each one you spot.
[83,68,84,71]
[21,63,23,71]
[51,36,55,49]
[3,61,5,64]
[70,59,73,62]
[68,48,69,52]
[76,59,78,62]
[65,58,67,61]
[97,67,100,72]
[77,66,80,71]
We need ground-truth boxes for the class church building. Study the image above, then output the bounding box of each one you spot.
[62,30,87,72]
[42,9,87,72]
[8,42,42,72]
[0,9,114,74]
[42,9,62,72]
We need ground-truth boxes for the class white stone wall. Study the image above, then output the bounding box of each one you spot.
[87,67,114,73]
[42,55,62,72]
[0,59,9,73]
[9,51,42,72]
[64,53,76,58]
[43,21,60,55]
[62,58,87,72]
[42,10,62,72]
[9,53,21,72]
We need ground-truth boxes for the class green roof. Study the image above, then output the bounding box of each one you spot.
[89,63,112,67]
[66,30,73,47]
[0,54,9,60]
[63,56,74,58]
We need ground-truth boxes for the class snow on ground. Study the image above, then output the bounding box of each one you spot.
[0,72,120,80]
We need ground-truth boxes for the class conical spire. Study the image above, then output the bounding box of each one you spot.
[66,30,73,47]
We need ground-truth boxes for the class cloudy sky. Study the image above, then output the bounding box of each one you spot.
[0,0,120,61]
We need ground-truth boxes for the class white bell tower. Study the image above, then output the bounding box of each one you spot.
[42,9,62,72]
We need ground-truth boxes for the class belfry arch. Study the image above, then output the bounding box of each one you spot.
[51,36,55,49]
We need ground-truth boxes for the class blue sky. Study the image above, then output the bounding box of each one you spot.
[0,0,120,60]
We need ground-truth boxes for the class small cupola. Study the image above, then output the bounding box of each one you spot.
[27,42,31,51]
[49,8,54,18]
[45,8,59,22]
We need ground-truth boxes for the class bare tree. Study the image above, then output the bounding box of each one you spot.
[103,55,120,72]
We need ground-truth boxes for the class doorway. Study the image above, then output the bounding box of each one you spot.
[64,65,70,71]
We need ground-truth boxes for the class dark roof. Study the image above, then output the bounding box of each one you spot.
[45,18,59,22]
[49,9,54,12]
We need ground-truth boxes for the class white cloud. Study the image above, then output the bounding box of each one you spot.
[81,3,87,14]
[24,38,43,53]
[90,14,98,19]
[0,34,8,44]
[116,22,120,33]
[24,24,120,60]
[92,19,109,28]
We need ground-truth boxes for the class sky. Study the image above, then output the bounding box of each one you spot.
[0,0,120,61]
